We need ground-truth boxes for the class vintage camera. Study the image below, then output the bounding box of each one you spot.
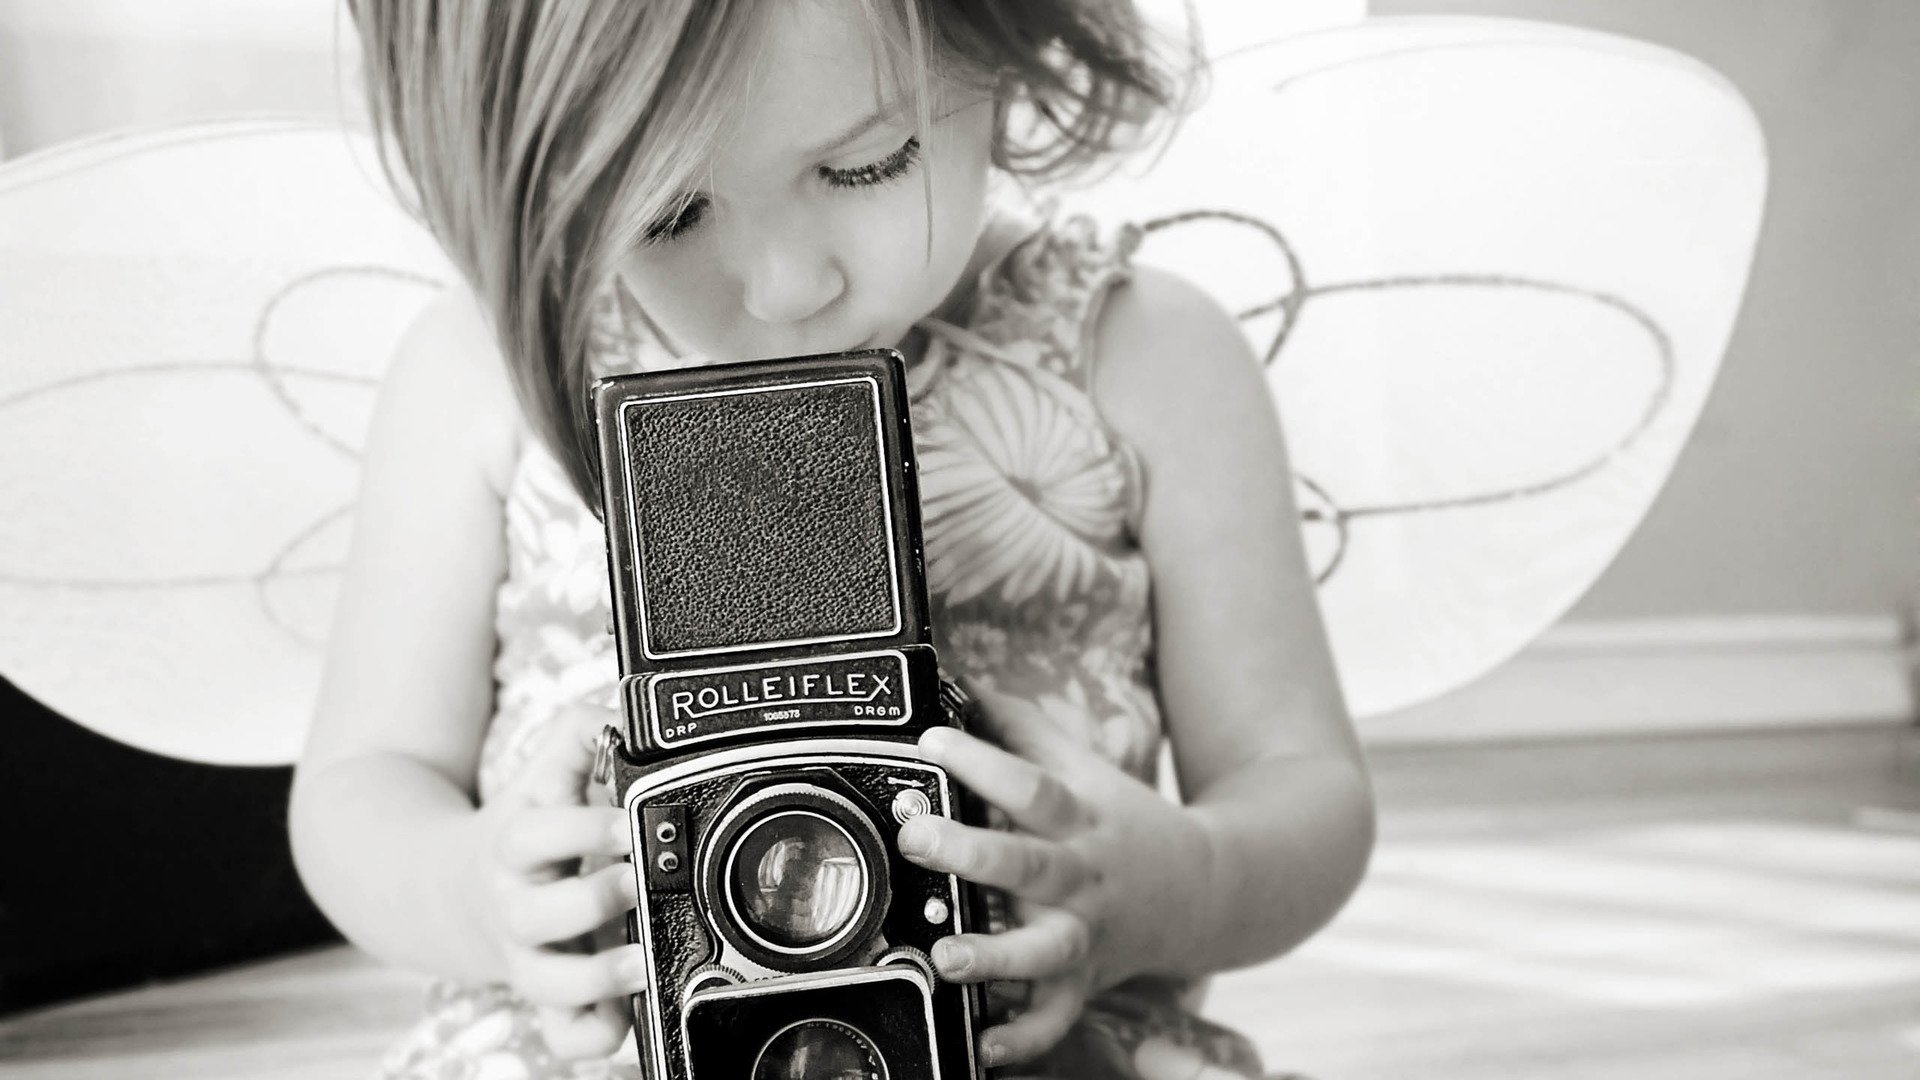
[589,350,996,1080]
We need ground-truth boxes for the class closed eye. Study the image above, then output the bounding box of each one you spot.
[641,194,710,246]
[639,135,922,246]
[819,135,921,190]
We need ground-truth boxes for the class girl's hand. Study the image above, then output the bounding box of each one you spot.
[898,687,1217,1069]
[471,705,647,1060]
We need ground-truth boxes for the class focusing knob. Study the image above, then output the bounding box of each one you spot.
[877,945,936,983]
[683,963,745,996]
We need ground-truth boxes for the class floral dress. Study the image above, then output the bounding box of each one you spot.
[376,207,1271,1080]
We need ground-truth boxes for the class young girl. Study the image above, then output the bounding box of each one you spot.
[292,2,1375,1077]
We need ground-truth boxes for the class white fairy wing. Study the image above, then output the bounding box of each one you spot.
[1064,18,1767,718]
[0,119,449,765]
[0,18,1765,766]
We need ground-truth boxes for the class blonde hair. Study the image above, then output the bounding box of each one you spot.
[348,0,1199,505]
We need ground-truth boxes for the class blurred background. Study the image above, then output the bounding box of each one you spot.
[1,1,1914,1077]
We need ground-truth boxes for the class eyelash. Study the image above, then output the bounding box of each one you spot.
[641,136,922,245]
[642,195,710,246]
[820,135,921,189]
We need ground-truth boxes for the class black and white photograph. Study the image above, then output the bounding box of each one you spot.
[1,1,1914,1077]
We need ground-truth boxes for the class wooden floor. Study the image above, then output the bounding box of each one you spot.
[5,723,1917,1079]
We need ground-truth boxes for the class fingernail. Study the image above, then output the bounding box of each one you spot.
[980,1039,1005,1067]
[917,727,951,759]
[934,940,971,976]
[897,820,932,857]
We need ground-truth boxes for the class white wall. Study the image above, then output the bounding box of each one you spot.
[0,0,360,155]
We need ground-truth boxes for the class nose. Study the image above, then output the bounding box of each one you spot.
[740,229,845,327]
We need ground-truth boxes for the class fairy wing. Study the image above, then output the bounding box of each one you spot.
[1064,17,1767,718]
[0,119,449,766]
[0,17,1765,766]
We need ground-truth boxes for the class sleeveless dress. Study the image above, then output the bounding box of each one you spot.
[376,206,1271,1080]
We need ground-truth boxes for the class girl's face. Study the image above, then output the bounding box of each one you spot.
[619,0,996,365]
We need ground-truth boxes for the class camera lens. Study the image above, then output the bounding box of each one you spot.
[705,780,892,968]
[752,1019,886,1080]
[729,811,867,949]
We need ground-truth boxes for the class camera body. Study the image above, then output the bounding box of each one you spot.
[590,350,995,1079]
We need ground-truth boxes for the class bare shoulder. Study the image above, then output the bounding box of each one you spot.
[1089,264,1288,481]
[377,284,527,496]
[304,284,525,777]
[1089,265,1356,776]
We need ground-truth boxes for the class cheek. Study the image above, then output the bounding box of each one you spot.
[845,154,992,307]
[621,256,733,353]
[836,191,940,285]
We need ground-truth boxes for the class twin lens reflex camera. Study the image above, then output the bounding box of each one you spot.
[588,350,1000,1080]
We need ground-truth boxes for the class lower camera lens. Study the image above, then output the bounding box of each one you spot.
[729,811,867,949]
[752,1018,886,1080]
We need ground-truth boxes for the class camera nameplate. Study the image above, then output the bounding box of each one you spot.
[647,649,914,749]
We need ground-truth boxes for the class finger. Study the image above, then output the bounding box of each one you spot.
[917,727,1089,838]
[537,998,633,1062]
[963,684,1086,771]
[511,942,651,1008]
[1133,1037,1248,1080]
[898,816,1090,903]
[981,973,1088,1067]
[502,863,640,947]
[495,806,634,873]
[932,908,1090,983]
[510,705,619,807]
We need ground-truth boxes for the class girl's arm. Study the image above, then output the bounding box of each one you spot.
[1092,264,1376,973]
[289,289,517,979]
[288,291,644,1052]
[897,265,1375,1065]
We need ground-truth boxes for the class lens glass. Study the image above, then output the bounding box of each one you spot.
[753,1019,886,1080]
[729,812,867,949]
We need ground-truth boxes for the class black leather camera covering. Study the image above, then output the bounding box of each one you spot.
[623,380,897,653]
[594,351,933,694]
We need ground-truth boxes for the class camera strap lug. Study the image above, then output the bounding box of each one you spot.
[591,724,623,788]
